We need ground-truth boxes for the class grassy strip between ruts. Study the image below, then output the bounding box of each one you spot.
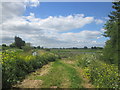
[33,60,84,88]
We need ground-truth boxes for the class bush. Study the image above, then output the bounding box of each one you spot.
[1,50,58,88]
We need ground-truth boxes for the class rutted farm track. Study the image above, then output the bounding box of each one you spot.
[2,49,118,89]
[13,58,94,88]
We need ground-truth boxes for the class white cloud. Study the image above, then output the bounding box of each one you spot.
[92,40,97,43]
[2,13,94,32]
[1,2,105,47]
[2,2,26,22]
[40,15,94,31]
[1,0,40,22]
[56,30,101,42]
[100,28,107,33]
[104,17,110,20]
[95,19,104,24]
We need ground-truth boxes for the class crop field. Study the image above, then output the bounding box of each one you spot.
[1,48,118,89]
[50,49,102,58]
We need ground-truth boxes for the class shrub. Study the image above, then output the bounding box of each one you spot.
[1,50,58,88]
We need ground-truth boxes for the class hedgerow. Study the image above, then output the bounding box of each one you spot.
[1,50,58,88]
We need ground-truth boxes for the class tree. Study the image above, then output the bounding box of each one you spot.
[91,46,97,49]
[96,47,103,49]
[2,44,7,50]
[2,44,7,47]
[9,43,15,48]
[103,2,120,64]
[37,46,40,49]
[73,47,78,49]
[14,36,25,49]
[84,46,88,49]
[33,46,37,49]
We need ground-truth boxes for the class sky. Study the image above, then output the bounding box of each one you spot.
[1,0,113,48]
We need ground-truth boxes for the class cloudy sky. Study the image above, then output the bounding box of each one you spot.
[1,0,113,48]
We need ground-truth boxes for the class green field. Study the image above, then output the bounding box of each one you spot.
[50,49,102,58]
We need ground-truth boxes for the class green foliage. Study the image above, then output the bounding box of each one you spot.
[2,44,11,50]
[77,53,118,88]
[14,36,25,49]
[2,44,8,50]
[91,46,103,49]
[1,50,58,88]
[103,2,120,64]
[2,44,7,47]
[22,45,32,52]
[37,46,41,49]
[45,48,50,51]
[9,43,16,48]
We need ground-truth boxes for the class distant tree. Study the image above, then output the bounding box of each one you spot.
[37,46,40,49]
[14,36,25,49]
[84,46,88,49]
[2,44,7,47]
[33,46,37,49]
[96,47,103,49]
[73,47,78,49]
[2,44,7,50]
[94,46,97,49]
[45,48,50,51]
[63,47,65,49]
[9,43,16,48]
[41,47,44,49]
[103,2,120,64]
[91,46,103,49]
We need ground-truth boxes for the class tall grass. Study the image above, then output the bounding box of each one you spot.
[76,53,118,88]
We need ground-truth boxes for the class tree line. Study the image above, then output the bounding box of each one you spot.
[2,36,44,51]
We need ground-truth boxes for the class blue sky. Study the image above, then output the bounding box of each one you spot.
[2,2,113,48]
[24,2,113,33]
[24,2,112,19]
